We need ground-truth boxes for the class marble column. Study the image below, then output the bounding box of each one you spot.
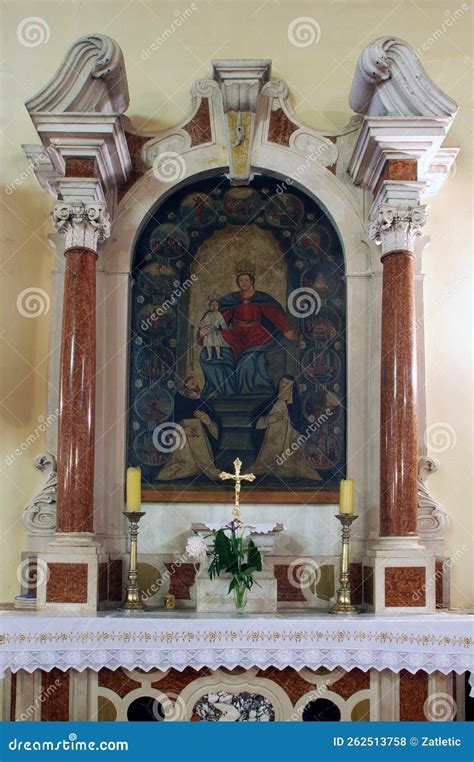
[370,204,427,537]
[53,202,110,535]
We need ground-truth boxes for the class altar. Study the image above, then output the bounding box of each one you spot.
[1,609,472,722]
[3,28,472,726]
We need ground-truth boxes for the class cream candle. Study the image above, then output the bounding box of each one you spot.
[339,478,354,514]
[126,467,141,512]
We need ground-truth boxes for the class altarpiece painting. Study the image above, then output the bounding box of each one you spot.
[128,177,346,501]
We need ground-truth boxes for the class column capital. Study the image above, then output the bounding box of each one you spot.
[369,203,427,256]
[53,201,111,251]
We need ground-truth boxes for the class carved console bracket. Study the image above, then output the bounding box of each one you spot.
[211,59,271,184]
[417,456,449,547]
[212,59,271,114]
[23,453,57,535]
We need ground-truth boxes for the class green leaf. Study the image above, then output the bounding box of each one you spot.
[208,529,239,578]
[208,555,219,581]
[246,539,262,571]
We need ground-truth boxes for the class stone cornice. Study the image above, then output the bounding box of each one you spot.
[348,117,457,207]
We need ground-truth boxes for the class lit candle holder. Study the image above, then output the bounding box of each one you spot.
[126,466,141,512]
[330,478,359,615]
[120,467,146,611]
[339,478,354,514]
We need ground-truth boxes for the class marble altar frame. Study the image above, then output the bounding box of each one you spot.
[19,34,458,614]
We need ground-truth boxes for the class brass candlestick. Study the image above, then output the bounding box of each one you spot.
[118,511,147,611]
[330,514,359,615]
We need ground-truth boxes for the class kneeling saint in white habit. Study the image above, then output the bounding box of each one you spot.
[251,375,322,481]
[156,375,221,482]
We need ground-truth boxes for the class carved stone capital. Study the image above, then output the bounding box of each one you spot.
[53,201,111,251]
[23,453,57,535]
[369,203,427,255]
[417,456,449,543]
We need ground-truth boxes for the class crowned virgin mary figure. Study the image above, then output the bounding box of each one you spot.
[197,258,299,396]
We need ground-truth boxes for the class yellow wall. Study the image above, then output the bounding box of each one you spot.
[0,0,472,606]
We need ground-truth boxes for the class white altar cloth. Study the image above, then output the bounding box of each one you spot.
[0,610,472,684]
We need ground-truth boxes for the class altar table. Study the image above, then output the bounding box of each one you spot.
[1,609,472,682]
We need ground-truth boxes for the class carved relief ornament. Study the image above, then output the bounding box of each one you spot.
[417,456,449,541]
[23,453,57,535]
[53,201,111,251]
[369,203,427,255]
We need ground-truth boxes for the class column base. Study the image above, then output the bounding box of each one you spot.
[35,533,124,612]
[363,536,436,613]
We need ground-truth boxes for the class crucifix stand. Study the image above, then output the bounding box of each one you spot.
[218,457,255,524]
[191,459,284,613]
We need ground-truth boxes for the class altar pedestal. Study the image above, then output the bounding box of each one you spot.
[191,522,284,613]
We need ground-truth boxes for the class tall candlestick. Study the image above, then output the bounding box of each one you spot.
[118,511,147,611]
[339,478,354,514]
[330,513,359,615]
[126,467,141,512]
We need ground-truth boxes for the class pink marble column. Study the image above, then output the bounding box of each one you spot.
[379,249,417,536]
[53,202,110,535]
[371,204,427,538]
[56,246,97,533]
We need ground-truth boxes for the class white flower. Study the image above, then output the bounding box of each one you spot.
[185,535,207,563]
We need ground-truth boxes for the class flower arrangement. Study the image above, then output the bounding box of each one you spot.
[186,521,262,611]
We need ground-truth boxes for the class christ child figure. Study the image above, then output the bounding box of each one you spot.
[198,295,228,360]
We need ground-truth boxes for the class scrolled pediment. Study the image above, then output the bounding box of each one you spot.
[25,33,129,115]
[349,36,458,117]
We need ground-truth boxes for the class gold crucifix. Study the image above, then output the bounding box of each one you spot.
[219,457,255,523]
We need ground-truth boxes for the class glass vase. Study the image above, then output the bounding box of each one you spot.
[232,582,248,613]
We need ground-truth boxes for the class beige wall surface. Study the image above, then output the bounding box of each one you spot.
[0,0,472,605]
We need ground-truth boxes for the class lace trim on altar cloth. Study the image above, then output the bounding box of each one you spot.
[0,612,472,682]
